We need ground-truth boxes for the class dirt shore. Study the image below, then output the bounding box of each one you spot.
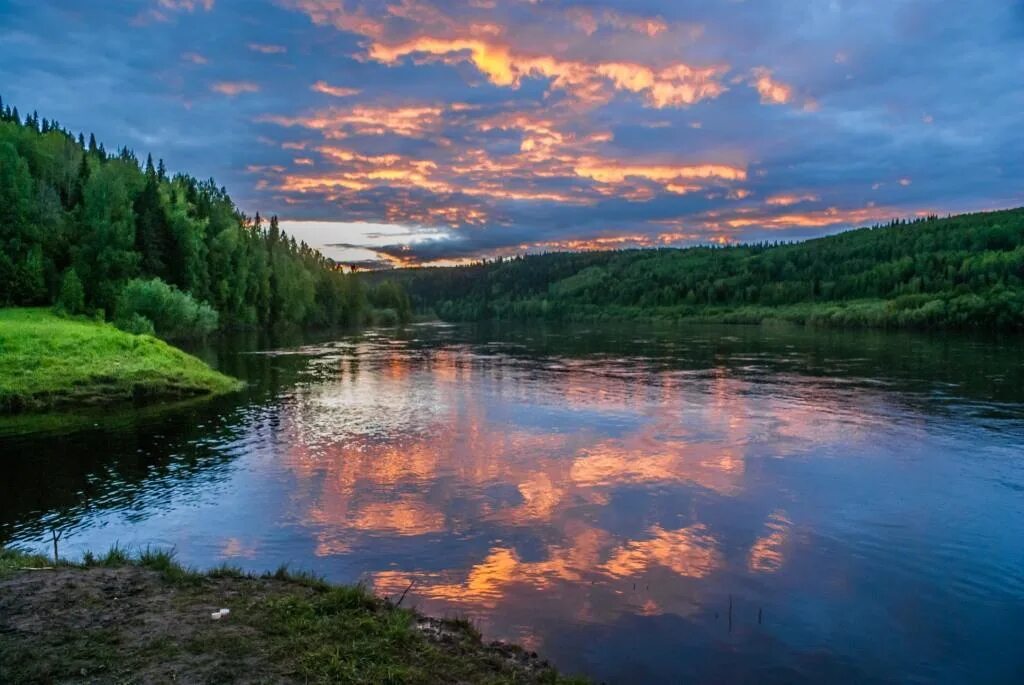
[0,548,581,684]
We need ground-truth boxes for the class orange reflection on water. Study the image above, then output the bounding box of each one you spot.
[372,523,612,608]
[268,338,873,636]
[602,524,721,579]
[748,510,791,573]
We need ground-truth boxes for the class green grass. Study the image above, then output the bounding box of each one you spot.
[0,308,243,413]
[0,546,53,577]
[0,546,584,684]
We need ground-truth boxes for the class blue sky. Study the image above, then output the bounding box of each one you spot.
[2,0,1022,266]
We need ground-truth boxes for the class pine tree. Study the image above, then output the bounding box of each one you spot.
[56,267,86,315]
[133,165,169,277]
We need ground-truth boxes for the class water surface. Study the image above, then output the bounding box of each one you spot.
[3,323,1023,684]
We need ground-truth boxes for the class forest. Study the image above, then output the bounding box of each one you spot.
[382,209,1024,330]
[0,97,410,338]
[4,94,1021,334]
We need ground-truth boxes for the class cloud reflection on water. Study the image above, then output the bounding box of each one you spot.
[266,333,883,648]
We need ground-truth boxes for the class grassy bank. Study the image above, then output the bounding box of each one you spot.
[0,308,242,413]
[0,547,580,684]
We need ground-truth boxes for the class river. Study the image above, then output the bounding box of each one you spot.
[2,322,1023,683]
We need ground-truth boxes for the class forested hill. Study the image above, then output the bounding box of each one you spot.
[385,208,1024,330]
[0,97,408,337]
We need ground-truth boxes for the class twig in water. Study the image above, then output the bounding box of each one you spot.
[50,528,64,565]
[728,594,733,633]
[396,579,416,607]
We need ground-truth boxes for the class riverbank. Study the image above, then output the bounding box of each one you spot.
[0,547,579,684]
[426,293,1024,331]
[0,308,243,413]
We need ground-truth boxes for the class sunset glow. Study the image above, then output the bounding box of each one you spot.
[5,0,1020,267]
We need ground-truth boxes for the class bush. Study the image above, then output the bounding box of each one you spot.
[115,278,219,339]
[119,312,156,336]
[55,268,86,315]
[371,307,400,327]
[367,281,411,324]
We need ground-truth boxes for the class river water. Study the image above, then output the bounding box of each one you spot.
[2,322,1023,683]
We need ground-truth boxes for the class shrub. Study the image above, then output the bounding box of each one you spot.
[372,307,400,327]
[367,281,411,324]
[119,312,156,336]
[115,278,219,339]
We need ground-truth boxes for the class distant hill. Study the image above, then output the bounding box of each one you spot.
[382,208,1024,330]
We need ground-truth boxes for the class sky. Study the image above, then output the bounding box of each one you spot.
[1,0,1022,267]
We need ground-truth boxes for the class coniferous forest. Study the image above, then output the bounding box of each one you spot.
[0,97,413,338]
[4,96,1022,334]
[383,209,1024,330]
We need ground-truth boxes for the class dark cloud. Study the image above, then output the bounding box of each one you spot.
[2,0,1021,265]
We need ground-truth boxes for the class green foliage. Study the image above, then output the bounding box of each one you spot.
[0,96,382,334]
[98,543,132,567]
[0,546,52,578]
[393,209,1024,331]
[118,312,156,336]
[368,280,413,324]
[0,308,242,412]
[115,277,218,339]
[54,267,85,315]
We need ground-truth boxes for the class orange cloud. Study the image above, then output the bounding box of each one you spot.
[367,37,726,108]
[750,67,793,105]
[714,205,906,230]
[311,80,361,97]
[573,157,747,187]
[181,51,208,64]
[263,104,444,137]
[765,193,819,206]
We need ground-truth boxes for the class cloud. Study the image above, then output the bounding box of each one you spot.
[5,0,1018,267]
[565,8,669,37]
[311,81,361,98]
[159,0,214,10]
[288,0,727,109]
[262,104,445,137]
[211,81,261,96]
[749,67,793,105]
[367,38,728,108]
[248,43,287,54]
[765,193,819,206]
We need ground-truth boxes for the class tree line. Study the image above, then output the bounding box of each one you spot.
[383,209,1024,330]
[0,96,409,337]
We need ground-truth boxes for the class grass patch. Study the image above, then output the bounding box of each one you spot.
[0,308,243,413]
[0,546,585,684]
[0,546,52,578]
